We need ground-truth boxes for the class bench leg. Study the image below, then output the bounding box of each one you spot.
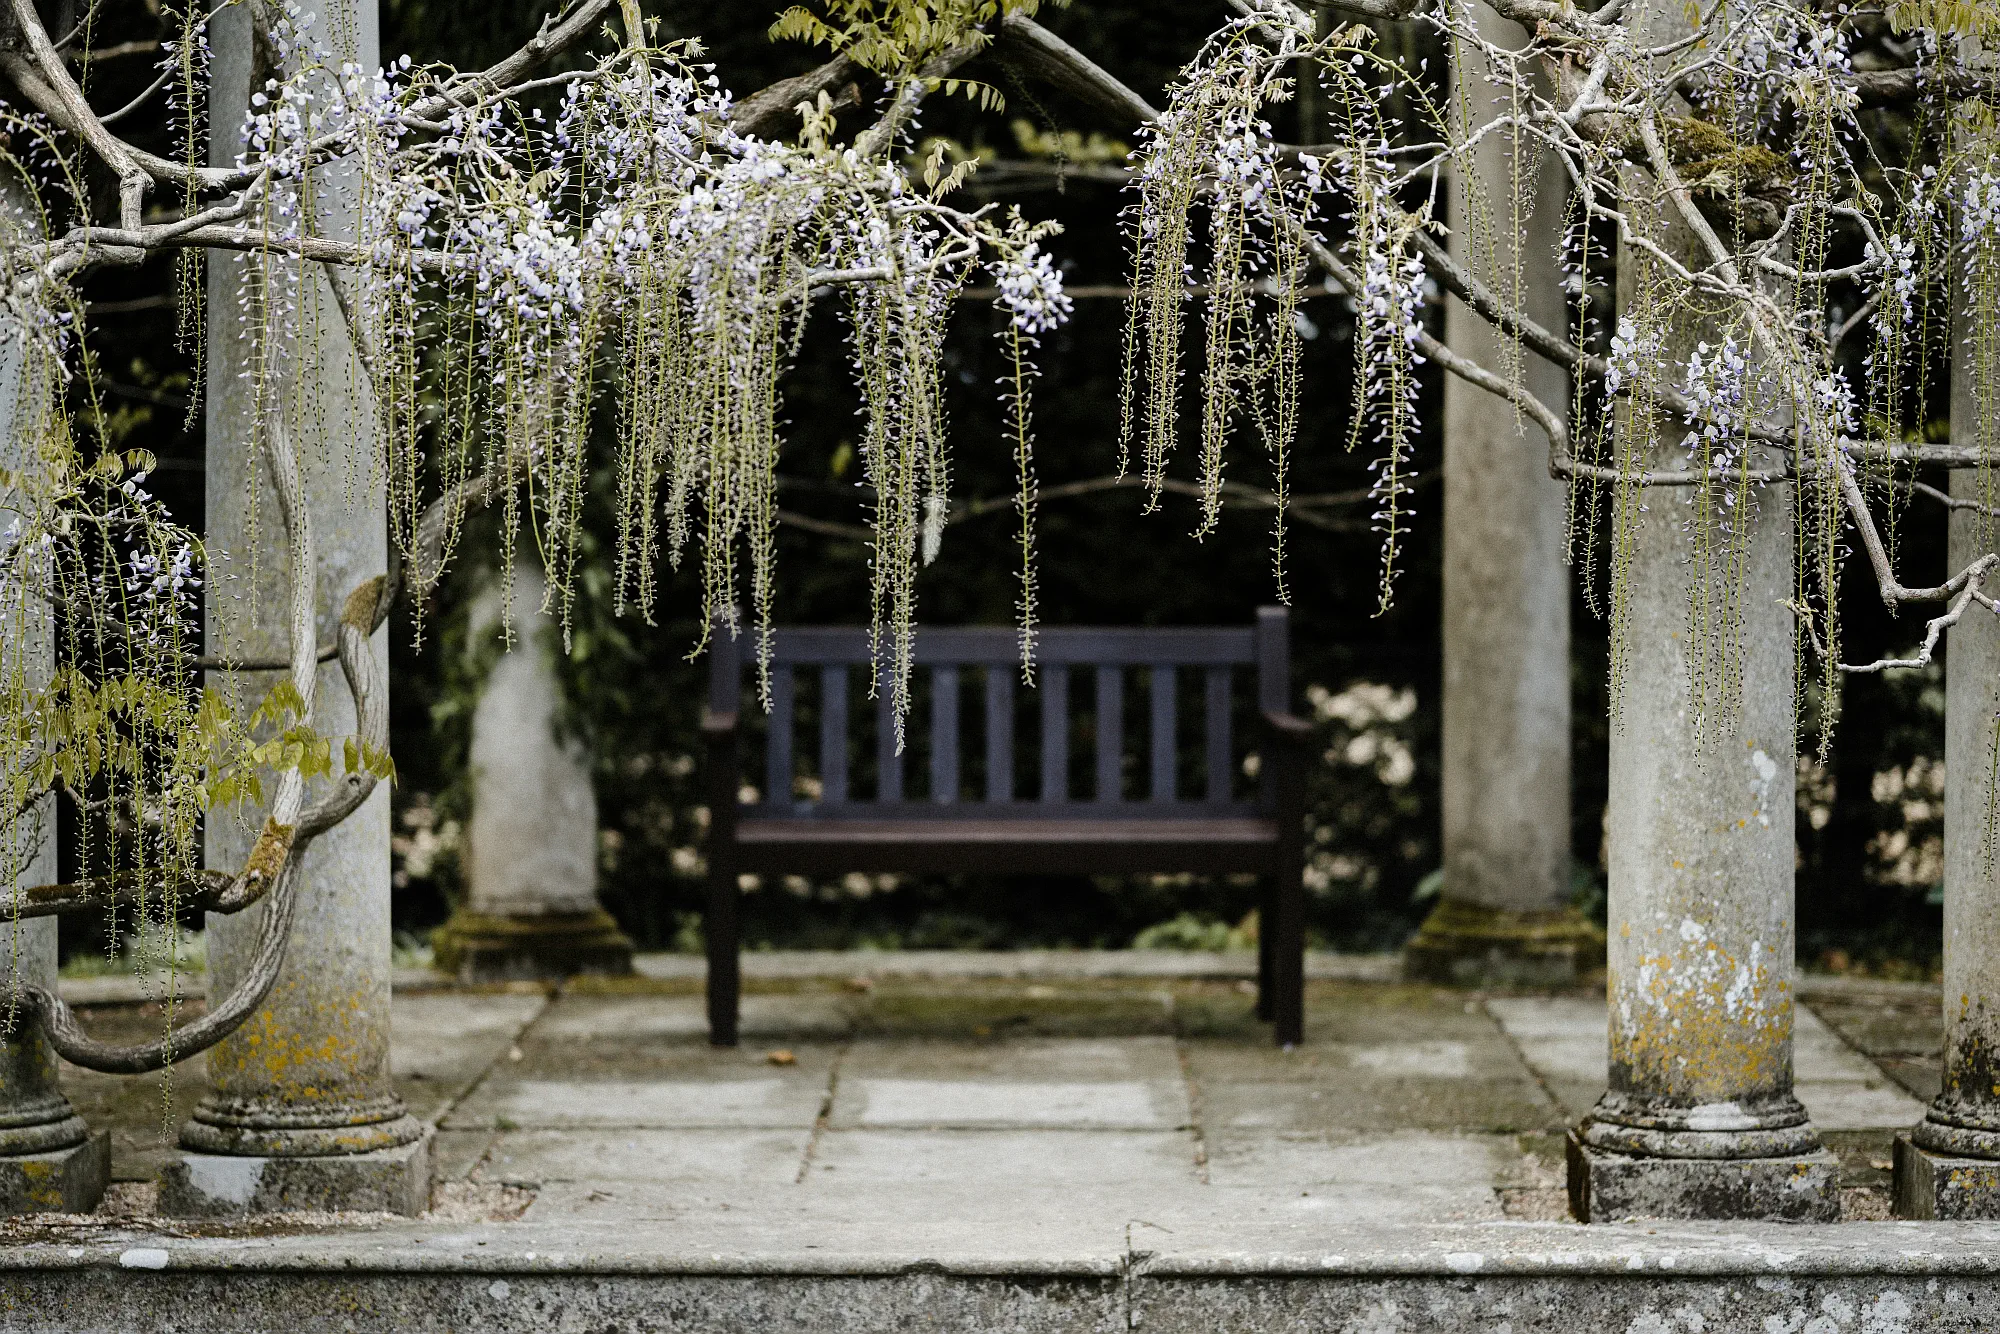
[1271,858,1305,1047]
[1255,879,1276,1021]
[706,863,741,1047]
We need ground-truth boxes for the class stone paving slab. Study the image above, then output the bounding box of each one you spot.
[481,1128,812,1188]
[453,1076,829,1131]
[393,992,548,1124]
[804,1128,1202,1188]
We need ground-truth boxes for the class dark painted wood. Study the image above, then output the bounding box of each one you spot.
[985,667,1014,802]
[1095,666,1123,805]
[1205,666,1232,804]
[1149,665,1176,802]
[769,626,1256,666]
[1039,665,1069,804]
[876,663,902,803]
[766,667,794,809]
[820,664,849,805]
[932,667,960,804]
[701,708,742,1048]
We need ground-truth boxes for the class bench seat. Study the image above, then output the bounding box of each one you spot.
[733,816,1286,874]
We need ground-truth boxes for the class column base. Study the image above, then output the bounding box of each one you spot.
[431,908,634,982]
[1566,1130,1839,1222]
[0,1131,108,1215]
[1403,899,1604,987]
[1893,1132,2000,1219]
[158,1128,431,1217]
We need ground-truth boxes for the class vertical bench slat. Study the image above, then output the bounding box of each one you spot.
[820,664,849,804]
[876,665,903,802]
[1095,666,1123,804]
[1205,666,1231,803]
[985,667,1014,802]
[931,666,960,803]
[1255,607,1290,713]
[1150,665,1176,802]
[1040,665,1069,803]
[766,667,794,808]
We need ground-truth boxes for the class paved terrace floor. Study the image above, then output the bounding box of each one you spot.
[6,953,1988,1333]
[44,951,1940,1225]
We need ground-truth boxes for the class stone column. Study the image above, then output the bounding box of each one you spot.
[1566,198,1835,1223]
[0,178,109,1209]
[431,565,633,981]
[1403,2,1597,987]
[1894,469,2000,1216]
[1896,145,2000,1210]
[160,0,428,1216]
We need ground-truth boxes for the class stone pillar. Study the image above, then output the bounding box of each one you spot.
[1895,147,2000,1210]
[1894,469,2000,1216]
[0,195,109,1207]
[1403,2,1597,987]
[1566,191,1834,1224]
[431,565,633,981]
[159,0,428,1216]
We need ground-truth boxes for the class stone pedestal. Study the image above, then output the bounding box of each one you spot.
[169,0,423,1216]
[0,1134,110,1215]
[1408,0,1593,988]
[431,566,632,982]
[160,1135,429,1218]
[1404,903,1601,988]
[1569,1131,1838,1223]
[0,927,107,1216]
[1894,1134,2000,1220]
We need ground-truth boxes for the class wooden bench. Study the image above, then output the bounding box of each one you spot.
[701,608,1311,1046]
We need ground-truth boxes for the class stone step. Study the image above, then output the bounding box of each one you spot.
[7,1212,2000,1332]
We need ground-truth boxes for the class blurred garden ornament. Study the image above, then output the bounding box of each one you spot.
[431,564,633,982]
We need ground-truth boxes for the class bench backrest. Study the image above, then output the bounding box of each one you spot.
[710,608,1290,821]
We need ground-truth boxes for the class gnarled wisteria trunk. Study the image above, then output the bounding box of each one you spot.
[158,0,427,1217]
[1405,0,1592,987]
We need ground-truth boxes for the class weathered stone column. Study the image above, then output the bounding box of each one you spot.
[1404,2,1596,986]
[1896,140,2000,1210]
[1894,468,2000,1217]
[160,0,428,1216]
[431,565,633,981]
[0,186,109,1209]
[1566,216,1834,1222]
